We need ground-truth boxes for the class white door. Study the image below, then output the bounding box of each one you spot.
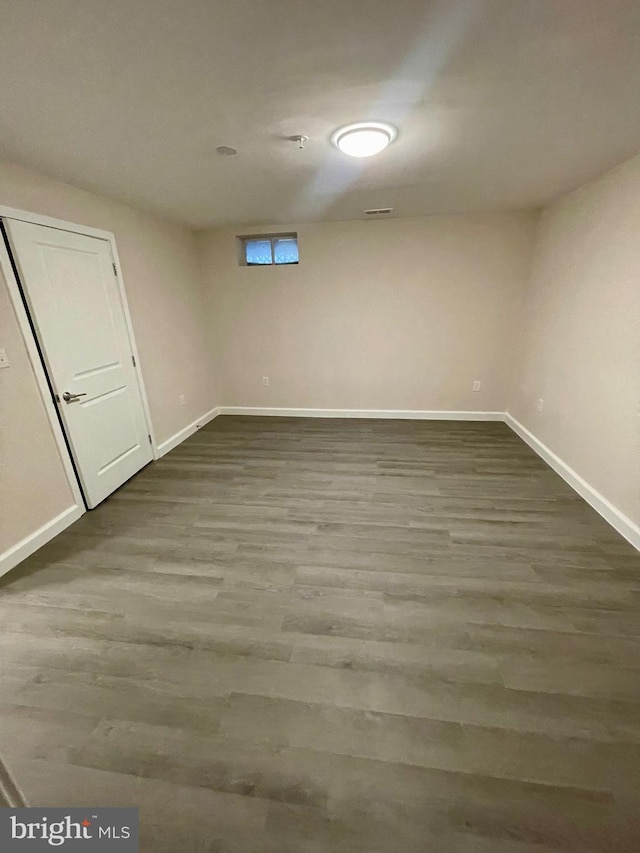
[5,219,153,508]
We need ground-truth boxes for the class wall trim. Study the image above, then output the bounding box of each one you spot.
[155,407,221,458]
[218,407,505,421]
[0,504,84,579]
[505,413,640,553]
[1,410,637,580]
[0,205,113,241]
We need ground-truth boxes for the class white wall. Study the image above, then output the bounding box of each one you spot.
[3,147,638,570]
[0,160,217,443]
[510,154,640,533]
[198,213,537,413]
[0,158,217,567]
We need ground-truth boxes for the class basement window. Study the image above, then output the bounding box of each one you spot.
[239,234,299,266]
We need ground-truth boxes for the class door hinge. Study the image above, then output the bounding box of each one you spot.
[148,434,152,445]
[112,262,117,276]
[132,355,136,367]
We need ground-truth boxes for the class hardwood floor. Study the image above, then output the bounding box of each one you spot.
[1,416,639,852]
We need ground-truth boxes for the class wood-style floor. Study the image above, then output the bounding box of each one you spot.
[1,416,640,852]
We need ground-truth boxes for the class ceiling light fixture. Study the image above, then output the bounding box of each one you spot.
[331,122,397,158]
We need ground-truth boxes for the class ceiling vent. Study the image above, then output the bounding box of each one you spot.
[363,207,393,216]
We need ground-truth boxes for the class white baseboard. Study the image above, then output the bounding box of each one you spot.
[505,413,640,552]
[155,406,221,458]
[218,407,504,421]
[0,504,84,579]
[4,410,634,586]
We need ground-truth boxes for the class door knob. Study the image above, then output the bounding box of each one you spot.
[62,391,87,402]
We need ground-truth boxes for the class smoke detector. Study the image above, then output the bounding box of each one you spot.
[289,135,309,149]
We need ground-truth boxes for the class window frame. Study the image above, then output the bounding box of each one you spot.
[238,233,299,267]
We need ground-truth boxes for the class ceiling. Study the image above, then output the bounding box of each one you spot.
[0,0,639,228]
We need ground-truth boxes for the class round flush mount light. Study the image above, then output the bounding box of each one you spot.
[216,145,237,156]
[331,122,397,158]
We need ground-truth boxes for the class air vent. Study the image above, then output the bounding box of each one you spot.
[363,208,393,216]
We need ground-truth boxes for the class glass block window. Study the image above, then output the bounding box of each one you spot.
[240,234,299,266]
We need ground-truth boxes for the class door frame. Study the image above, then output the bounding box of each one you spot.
[0,205,159,511]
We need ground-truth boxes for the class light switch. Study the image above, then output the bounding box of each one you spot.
[0,347,9,368]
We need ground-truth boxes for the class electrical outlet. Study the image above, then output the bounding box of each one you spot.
[262,376,269,386]
[472,380,481,392]
[536,398,544,412]
[0,347,9,369]
[178,394,186,406]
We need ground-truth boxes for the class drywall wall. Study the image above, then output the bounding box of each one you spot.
[0,159,217,443]
[0,157,217,568]
[197,212,537,412]
[510,154,640,531]
[0,265,77,554]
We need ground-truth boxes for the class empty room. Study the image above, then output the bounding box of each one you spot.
[0,0,639,850]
